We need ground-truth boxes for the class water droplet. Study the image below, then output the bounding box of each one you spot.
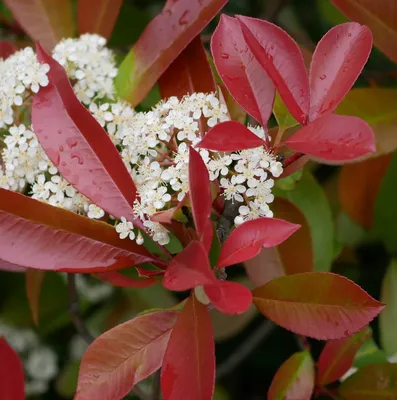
[344,329,350,336]
[71,154,84,165]
[221,53,229,59]
[44,135,48,140]
[66,138,78,148]
[59,145,64,152]
[61,161,67,167]
[299,89,305,96]
[348,32,352,37]
[342,67,348,73]
[93,180,97,185]
[179,10,189,25]
[57,129,62,135]
[88,169,93,173]
[320,74,327,80]
[270,44,275,50]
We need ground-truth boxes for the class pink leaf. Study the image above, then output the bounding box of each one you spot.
[216,218,300,268]
[94,271,157,288]
[196,121,266,151]
[76,311,177,400]
[0,338,25,400]
[32,44,140,225]
[163,241,215,291]
[161,294,215,400]
[0,41,18,58]
[205,281,252,314]
[309,22,372,121]
[211,15,275,126]
[283,114,376,162]
[0,260,26,272]
[253,272,385,340]
[237,16,310,125]
[188,147,213,247]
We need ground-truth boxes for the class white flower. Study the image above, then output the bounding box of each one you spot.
[115,217,135,240]
[220,177,246,202]
[143,220,170,245]
[270,161,283,177]
[87,204,105,219]
[25,347,58,381]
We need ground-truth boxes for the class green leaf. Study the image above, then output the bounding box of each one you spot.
[374,152,397,252]
[275,171,335,272]
[273,92,299,130]
[380,259,397,356]
[353,337,387,369]
[275,169,303,191]
[56,360,80,398]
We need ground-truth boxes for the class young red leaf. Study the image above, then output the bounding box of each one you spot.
[196,121,266,151]
[94,271,157,288]
[159,35,216,100]
[0,338,25,400]
[77,0,123,40]
[253,272,385,340]
[205,281,252,314]
[115,0,227,106]
[161,294,215,400]
[76,310,177,400]
[284,114,376,162]
[216,217,300,268]
[237,16,310,125]
[309,22,372,121]
[0,260,26,272]
[211,14,275,126]
[0,41,17,58]
[317,327,371,386]
[26,269,45,325]
[32,44,140,225]
[0,189,155,273]
[268,351,315,400]
[4,0,74,51]
[163,241,215,291]
[188,147,213,247]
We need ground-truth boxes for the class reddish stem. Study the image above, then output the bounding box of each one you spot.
[283,152,304,168]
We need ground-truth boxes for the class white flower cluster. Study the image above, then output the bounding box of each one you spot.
[52,34,117,104]
[0,321,58,396]
[0,47,49,128]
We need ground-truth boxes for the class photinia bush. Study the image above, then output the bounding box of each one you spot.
[1,0,396,399]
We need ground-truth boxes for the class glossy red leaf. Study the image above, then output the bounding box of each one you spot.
[309,22,372,121]
[4,0,74,51]
[0,189,155,273]
[268,351,315,400]
[211,14,275,126]
[159,35,216,100]
[0,338,25,400]
[163,241,215,291]
[253,272,385,340]
[0,41,17,58]
[196,121,266,151]
[216,217,300,268]
[94,271,157,288]
[77,0,123,40]
[0,260,26,272]
[32,44,140,226]
[188,147,213,248]
[205,281,252,315]
[237,16,310,125]
[284,114,376,162]
[317,327,371,385]
[161,294,215,400]
[115,0,227,106]
[76,310,177,400]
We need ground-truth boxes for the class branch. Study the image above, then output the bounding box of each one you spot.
[216,320,276,379]
[67,273,95,344]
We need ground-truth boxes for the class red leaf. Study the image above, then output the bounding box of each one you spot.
[0,260,26,272]
[26,269,45,325]
[0,41,18,58]
[309,22,372,121]
[268,351,315,400]
[0,338,25,400]
[237,16,310,125]
[216,217,300,268]
[161,294,215,400]
[205,281,252,314]
[317,327,371,385]
[163,241,215,291]
[188,147,213,247]
[77,0,123,40]
[4,0,74,51]
[253,272,385,340]
[94,271,157,288]
[284,114,376,162]
[159,35,216,100]
[196,121,266,151]
[76,311,177,400]
[32,44,140,226]
[115,0,227,106]
[0,189,155,273]
[211,15,275,126]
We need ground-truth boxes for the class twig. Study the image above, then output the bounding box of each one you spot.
[217,321,276,379]
[67,273,95,344]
